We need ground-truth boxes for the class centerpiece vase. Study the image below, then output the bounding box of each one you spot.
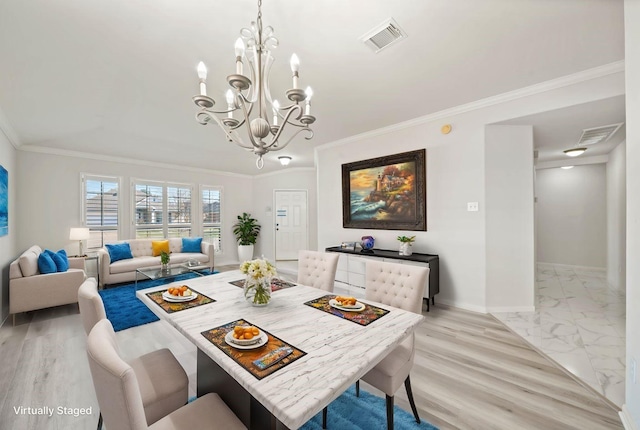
[244,278,272,306]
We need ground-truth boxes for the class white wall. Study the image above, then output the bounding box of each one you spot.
[316,68,623,312]
[0,131,17,323]
[624,0,640,425]
[16,149,254,266]
[535,164,607,268]
[607,141,626,291]
[251,168,318,261]
[485,125,535,312]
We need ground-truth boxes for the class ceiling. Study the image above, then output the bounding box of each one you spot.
[0,0,625,175]
[497,95,626,164]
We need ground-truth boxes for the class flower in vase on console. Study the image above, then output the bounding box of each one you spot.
[240,258,277,306]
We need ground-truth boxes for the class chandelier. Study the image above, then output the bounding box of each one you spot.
[192,0,316,169]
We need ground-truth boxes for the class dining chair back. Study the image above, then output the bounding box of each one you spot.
[78,277,106,335]
[86,319,247,430]
[363,260,428,430]
[297,250,340,292]
[87,319,148,430]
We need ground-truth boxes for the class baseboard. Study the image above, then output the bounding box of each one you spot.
[436,298,487,314]
[620,405,639,430]
[537,262,606,272]
[488,306,535,313]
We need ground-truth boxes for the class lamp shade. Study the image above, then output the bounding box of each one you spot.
[69,227,90,241]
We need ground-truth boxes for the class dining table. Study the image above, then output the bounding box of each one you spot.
[136,270,424,430]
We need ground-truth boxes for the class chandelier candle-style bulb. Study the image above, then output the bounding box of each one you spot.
[272,100,280,126]
[226,90,235,118]
[197,62,208,96]
[290,54,300,89]
[304,87,313,115]
[235,38,245,75]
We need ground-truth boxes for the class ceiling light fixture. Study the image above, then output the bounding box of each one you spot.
[561,166,574,170]
[563,148,587,157]
[192,0,315,169]
[278,156,292,166]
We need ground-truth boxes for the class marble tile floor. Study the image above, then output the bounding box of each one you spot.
[492,263,626,407]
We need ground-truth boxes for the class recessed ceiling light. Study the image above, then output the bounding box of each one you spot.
[278,156,292,166]
[561,166,574,170]
[563,148,587,157]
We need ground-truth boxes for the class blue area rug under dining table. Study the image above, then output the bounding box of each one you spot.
[99,270,212,331]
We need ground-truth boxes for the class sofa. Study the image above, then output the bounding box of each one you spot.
[98,238,214,287]
[9,245,87,325]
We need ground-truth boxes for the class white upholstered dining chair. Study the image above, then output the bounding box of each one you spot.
[78,279,190,429]
[323,260,428,430]
[86,319,246,430]
[297,250,340,292]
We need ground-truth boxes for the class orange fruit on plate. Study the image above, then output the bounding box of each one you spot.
[243,332,253,340]
[234,326,244,335]
[180,286,187,292]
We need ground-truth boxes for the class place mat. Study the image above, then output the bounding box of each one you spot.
[201,319,306,380]
[228,278,297,292]
[304,295,390,326]
[146,288,215,314]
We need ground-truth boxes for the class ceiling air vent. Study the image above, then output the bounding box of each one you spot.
[577,123,623,146]
[361,18,407,53]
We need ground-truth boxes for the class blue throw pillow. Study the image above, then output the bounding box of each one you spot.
[182,237,203,253]
[105,243,134,263]
[47,249,69,272]
[38,252,57,274]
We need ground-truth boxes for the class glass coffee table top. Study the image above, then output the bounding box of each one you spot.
[136,265,205,283]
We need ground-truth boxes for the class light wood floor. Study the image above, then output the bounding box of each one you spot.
[0,277,623,429]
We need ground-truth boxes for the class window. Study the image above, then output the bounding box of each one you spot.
[83,175,120,249]
[202,186,222,252]
[134,181,192,238]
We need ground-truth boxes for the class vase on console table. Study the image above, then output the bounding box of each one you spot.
[399,242,413,256]
[397,235,415,256]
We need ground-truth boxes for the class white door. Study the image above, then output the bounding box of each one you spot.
[275,190,308,260]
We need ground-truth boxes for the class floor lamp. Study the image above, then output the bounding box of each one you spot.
[69,227,90,257]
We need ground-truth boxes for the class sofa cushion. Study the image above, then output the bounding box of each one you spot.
[109,256,158,275]
[151,240,170,257]
[49,249,69,272]
[106,243,134,263]
[38,252,57,274]
[182,237,202,253]
[18,245,42,277]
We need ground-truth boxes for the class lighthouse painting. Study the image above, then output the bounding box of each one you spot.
[342,150,426,231]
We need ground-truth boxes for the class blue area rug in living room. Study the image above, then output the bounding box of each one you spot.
[99,271,212,331]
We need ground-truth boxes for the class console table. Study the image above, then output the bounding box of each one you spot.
[325,246,440,311]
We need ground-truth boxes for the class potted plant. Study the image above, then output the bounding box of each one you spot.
[397,235,416,256]
[233,212,261,263]
[160,250,171,271]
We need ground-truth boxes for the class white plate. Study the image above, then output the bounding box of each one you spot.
[329,299,366,312]
[162,291,197,302]
[224,331,268,350]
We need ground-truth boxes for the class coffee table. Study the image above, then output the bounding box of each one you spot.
[134,264,206,288]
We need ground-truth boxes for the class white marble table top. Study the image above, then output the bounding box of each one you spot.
[136,270,424,429]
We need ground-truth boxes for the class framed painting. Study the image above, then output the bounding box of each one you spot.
[0,165,7,237]
[342,149,426,231]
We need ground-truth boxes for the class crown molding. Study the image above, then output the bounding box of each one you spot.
[18,145,253,179]
[535,154,609,170]
[252,166,316,179]
[0,106,22,148]
[315,60,625,153]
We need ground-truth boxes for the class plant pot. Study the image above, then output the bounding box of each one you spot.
[161,263,170,272]
[243,278,272,306]
[238,245,254,263]
[399,242,413,256]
